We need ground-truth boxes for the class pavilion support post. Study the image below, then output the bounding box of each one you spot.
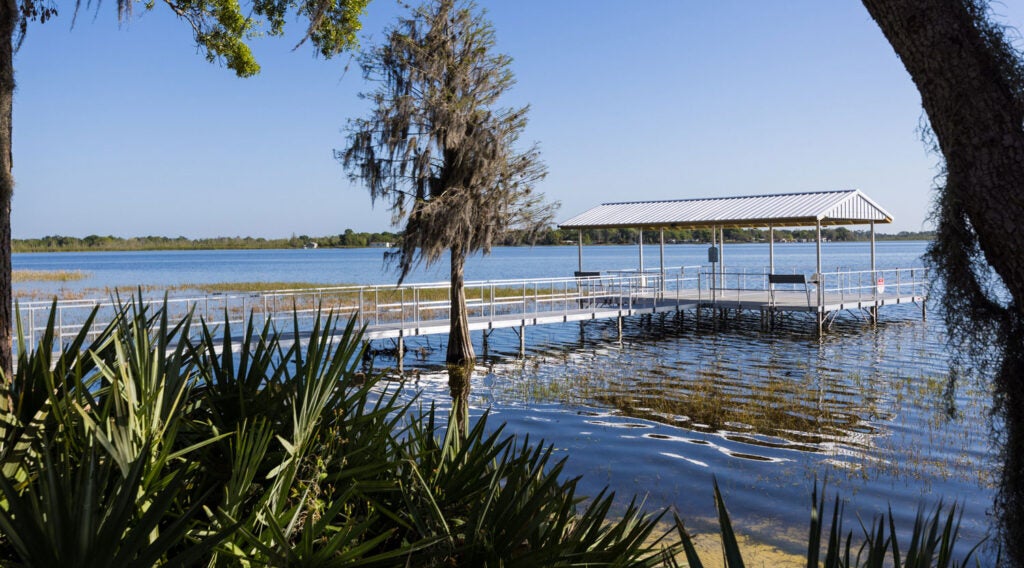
[871,221,878,324]
[769,225,775,292]
[816,220,824,319]
[719,227,726,288]
[638,229,645,276]
[711,226,717,303]
[659,228,666,294]
[815,221,822,276]
[577,230,583,273]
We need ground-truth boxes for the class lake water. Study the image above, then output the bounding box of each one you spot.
[12,242,998,561]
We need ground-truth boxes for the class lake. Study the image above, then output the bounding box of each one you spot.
[12,242,997,562]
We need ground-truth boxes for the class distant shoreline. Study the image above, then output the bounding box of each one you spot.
[12,231,934,254]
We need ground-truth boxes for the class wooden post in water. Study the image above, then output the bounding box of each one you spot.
[397,334,404,374]
[519,323,525,357]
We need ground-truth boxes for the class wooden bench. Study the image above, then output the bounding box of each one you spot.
[768,273,813,308]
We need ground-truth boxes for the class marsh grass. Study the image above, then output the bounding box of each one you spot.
[12,269,89,282]
[169,281,349,293]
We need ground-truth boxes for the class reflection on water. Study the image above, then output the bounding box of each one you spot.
[488,312,991,485]
[385,306,995,560]
[447,363,473,436]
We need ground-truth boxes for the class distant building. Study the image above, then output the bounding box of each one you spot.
[370,241,394,248]
[303,242,319,249]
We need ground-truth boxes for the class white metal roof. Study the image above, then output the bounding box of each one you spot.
[558,189,893,230]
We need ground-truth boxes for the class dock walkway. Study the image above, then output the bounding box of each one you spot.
[15,265,927,358]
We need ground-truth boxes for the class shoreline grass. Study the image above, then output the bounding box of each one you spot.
[168,281,350,293]
[12,269,89,283]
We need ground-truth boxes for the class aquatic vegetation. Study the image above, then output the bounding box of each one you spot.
[11,269,89,282]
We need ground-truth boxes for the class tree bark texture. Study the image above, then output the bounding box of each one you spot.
[445,243,475,368]
[862,1,1024,564]
[0,0,15,381]
[862,0,1024,312]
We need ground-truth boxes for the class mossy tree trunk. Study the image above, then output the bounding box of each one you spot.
[0,0,15,381]
[446,242,474,435]
[446,242,475,367]
[862,1,1024,564]
[863,0,1024,310]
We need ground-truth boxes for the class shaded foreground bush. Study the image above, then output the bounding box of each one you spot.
[0,301,674,566]
[0,300,988,566]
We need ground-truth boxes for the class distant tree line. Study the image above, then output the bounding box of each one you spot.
[12,227,932,253]
[500,227,935,246]
[12,230,403,252]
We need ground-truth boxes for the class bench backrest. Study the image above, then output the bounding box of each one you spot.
[574,271,601,278]
[768,273,806,285]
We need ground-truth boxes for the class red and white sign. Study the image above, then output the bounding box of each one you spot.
[877,277,885,294]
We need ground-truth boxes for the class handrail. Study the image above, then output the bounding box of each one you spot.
[11,265,924,354]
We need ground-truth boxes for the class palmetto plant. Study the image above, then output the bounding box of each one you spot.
[0,299,680,566]
[672,479,987,568]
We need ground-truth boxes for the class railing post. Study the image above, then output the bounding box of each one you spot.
[28,306,34,355]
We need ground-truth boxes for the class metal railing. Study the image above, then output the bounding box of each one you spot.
[818,267,929,305]
[12,267,702,355]
[12,265,925,354]
[693,266,929,308]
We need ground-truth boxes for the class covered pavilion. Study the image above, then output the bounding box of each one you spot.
[559,189,924,333]
[560,189,892,282]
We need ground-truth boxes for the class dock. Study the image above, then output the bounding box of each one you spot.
[14,264,927,364]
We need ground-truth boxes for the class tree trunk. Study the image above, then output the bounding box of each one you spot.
[0,0,15,381]
[862,0,1024,312]
[446,242,474,436]
[446,243,475,367]
[862,2,1024,564]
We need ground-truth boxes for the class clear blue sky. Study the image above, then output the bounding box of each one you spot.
[12,1,1024,238]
